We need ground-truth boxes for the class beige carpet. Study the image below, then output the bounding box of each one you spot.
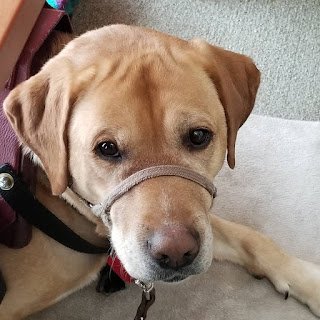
[27,1,320,319]
[28,115,320,319]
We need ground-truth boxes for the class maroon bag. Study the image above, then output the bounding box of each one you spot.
[0,8,72,249]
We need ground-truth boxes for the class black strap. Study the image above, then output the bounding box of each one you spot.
[0,163,109,254]
[0,270,6,304]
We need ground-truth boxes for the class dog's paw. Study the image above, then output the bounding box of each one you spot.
[270,258,320,317]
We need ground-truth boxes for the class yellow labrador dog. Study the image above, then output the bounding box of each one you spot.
[0,25,320,319]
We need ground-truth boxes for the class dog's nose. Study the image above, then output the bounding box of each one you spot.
[148,225,199,270]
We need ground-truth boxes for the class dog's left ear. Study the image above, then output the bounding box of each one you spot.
[190,40,261,168]
[4,56,95,195]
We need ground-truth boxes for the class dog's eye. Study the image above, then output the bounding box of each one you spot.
[188,129,212,149]
[96,141,120,158]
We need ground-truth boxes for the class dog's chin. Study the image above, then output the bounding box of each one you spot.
[162,274,189,283]
[134,273,190,283]
[130,265,202,283]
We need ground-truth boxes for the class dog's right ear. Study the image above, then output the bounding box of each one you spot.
[4,58,95,195]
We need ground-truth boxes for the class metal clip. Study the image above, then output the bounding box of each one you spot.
[134,280,156,320]
[135,280,154,301]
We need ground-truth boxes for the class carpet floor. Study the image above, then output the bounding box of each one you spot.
[72,0,320,121]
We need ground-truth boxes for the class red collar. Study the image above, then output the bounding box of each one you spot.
[107,256,134,283]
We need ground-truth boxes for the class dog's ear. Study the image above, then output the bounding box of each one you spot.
[4,58,95,195]
[190,40,261,168]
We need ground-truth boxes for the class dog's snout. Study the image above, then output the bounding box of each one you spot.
[148,225,199,270]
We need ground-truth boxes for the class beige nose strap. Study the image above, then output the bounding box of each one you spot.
[92,165,217,225]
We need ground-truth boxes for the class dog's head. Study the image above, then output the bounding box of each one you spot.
[4,25,260,282]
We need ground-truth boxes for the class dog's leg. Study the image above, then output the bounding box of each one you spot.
[210,215,320,316]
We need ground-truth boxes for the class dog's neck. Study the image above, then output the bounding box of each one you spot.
[23,145,99,218]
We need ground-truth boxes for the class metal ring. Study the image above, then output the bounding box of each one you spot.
[0,173,14,191]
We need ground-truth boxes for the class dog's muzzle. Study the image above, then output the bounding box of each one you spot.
[91,165,217,226]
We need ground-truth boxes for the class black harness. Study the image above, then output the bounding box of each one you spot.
[0,163,109,254]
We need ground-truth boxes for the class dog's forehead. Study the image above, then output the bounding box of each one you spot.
[60,25,222,121]
[62,25,190,69]
[74,56,220,135]
[68,25,224,148]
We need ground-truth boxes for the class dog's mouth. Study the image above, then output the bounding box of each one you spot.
[111,248,200,283]
[130,259,204,283]
[137,271,192,283]
[162,274,189,283]
[110,225,213,283]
